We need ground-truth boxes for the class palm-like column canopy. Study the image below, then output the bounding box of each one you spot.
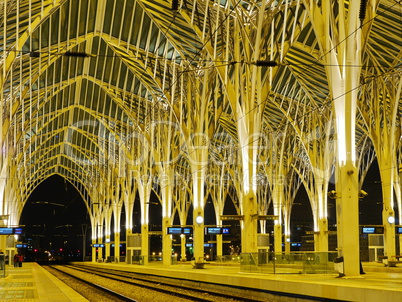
[1,0,401,217]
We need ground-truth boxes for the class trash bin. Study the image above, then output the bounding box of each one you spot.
[334,256,344,274]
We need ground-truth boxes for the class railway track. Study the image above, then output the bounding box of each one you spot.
[45,265,139,302]
[45,264,270,302]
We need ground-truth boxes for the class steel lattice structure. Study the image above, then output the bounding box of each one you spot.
[1,0,401,274]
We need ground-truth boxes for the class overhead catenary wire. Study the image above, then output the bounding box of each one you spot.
[4,47,397,70]
[22,4,402,194]
[3,0,402,201]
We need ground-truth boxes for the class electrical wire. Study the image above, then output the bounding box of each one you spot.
[3,0,402,201]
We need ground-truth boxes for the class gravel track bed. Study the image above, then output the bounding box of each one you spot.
[72,265,273,302]
[44,265,193,302]
[46,265,266,302]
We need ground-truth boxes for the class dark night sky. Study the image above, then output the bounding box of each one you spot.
[358,160,386,226]
[19,160,388,252]
[20,175,88,252]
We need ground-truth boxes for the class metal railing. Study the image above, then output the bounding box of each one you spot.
[133,254,178,265]
[215,255,242,263]
[117,251,338,274]
[240,252,338,274]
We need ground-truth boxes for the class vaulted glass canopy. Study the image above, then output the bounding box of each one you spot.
[1,0,402,274]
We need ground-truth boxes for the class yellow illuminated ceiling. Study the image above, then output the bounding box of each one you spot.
[1,0,401,205]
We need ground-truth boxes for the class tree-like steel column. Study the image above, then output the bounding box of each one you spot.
[332,19,361,277]
[231,24,268,255]
[136,179,152,265]
[307,0,366,276]
[173,171,193,260]
[181,67,214,262]
[359,77,402,259]
[152,116,180,266]
[209,159,231,260]
[112,201,123,263]
[104,218,111,261]
[192,169,206,262]
[160,170,174,265]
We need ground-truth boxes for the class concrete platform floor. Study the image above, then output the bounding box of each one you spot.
[0,261,401,301]
[77,261,402,302]
[0,262,87,301]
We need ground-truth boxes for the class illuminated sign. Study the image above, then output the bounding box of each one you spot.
[182,227,192,234]
[206,227,221,234]
[222,227,230,234]
[14,228,23,235]
[0,228,13,235]
[220,215,244,220]
[16,244,28,248]
[148,231,163,235]
[205,227,231,235]
[167,227,183,234]
[93,244,105,248]
[252,215,279,220]
[362,227,375,234]
[362,227,384,234]
[167,227,193,235]
[0,227,23,235]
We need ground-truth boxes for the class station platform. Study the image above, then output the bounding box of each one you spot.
[0,262,87,301]
[1,261,401,302]
[76,261,402,302]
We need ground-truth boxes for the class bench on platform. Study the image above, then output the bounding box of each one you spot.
[387,261,402,267]
[387,257,402,267]
[377,256,387,264]
[191,257,210,269]
[382,256,402,267]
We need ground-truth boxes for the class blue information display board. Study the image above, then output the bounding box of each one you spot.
[16,244,28,248]
[362,227,375,234]
[206,227,231,235]
[0,227,23,235]
[206,227,221,234]
[14,228,23,234]
[222,227,230,234]
[167,227,182,234]
[361,226,384,234]
[0,228,13,235]
[167,227,193,235]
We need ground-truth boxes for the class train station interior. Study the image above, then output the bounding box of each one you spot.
[1,0,402,301]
